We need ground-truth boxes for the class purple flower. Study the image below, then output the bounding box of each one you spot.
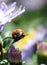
[0,24,4,32]
[0,2,25,32]
[8,45,22,63]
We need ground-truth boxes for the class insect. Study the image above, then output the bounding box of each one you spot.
[12,29,25,42]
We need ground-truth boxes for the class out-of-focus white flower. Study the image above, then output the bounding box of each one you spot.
[0,2,25,32]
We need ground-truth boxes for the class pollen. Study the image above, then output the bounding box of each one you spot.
[13,30,37,50]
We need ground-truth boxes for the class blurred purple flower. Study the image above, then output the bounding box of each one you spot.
[8,45,22,63]
[0,24,4,32]
[0,2,25,32]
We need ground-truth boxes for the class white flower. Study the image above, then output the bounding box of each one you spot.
[0,2,25,32]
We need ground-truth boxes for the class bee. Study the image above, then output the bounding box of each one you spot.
[12,29,25,42]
